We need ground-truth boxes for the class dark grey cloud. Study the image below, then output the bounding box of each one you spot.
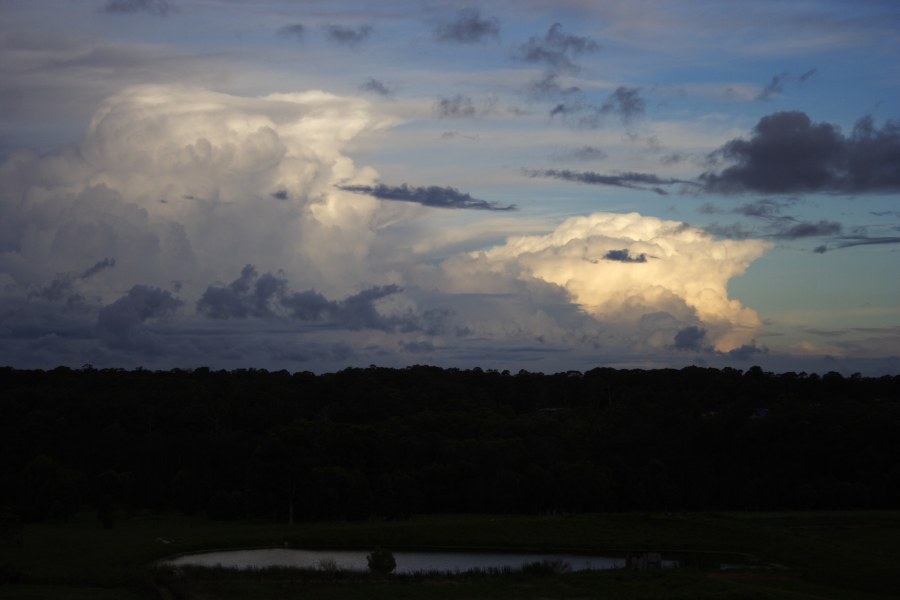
[734,198,796,218]
[513,23,600,73]
[528,169,693,195]
[97,285,181,352]
[434,8,500,44]
[81,257,116,279]
[702,112,900,194]
[527,72,581,99]
[197,266,449,334]
[772,220,842,239]
[550,145,607,162]
[434,94,477,118]
[278,23,305,39]
[550,102,582,118]
[660,152,690,166]
[548,87,645,128]
[338,183,516,211]
[703,222,756,240]
[103,0,173,15]
[814,236,900,253]
[726,344,768,360]
[196,265,286,319]
[360,77,394,97]
[756,71,789,101]
[324,24,373,46]
[30,258,117,304]
[673,326,707,351]
[603,249,648,263]
[600,86,645,124]
[703,216,842,241]
[756,68,817,101]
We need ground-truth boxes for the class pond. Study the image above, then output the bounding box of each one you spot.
[164,548,678,573]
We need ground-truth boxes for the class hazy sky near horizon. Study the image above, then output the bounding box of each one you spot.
[1,0,898,375]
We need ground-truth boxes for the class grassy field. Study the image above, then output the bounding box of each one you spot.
[2,511,899,599]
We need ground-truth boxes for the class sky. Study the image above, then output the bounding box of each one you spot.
[1,0,898,375]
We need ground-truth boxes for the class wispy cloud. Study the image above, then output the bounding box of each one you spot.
[324,24,373,46]
[102,0,174,16]
[549,87,646,128]
[434,8,499,44]
[278,23,305,40]
[527,169,694,195]
[814,236,900,253]
[756,68,817,101]
[360,77,394,97]
[513,23,600,73]
[338,183,516,211]
[434,94,484,118]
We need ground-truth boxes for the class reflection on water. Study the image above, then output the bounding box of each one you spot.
[165,548,679,573]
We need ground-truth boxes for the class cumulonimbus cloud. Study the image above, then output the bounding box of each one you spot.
[0,84,398,300]
[451,212,772,352]
[0,84,775,370]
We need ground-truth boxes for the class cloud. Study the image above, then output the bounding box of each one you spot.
[196,264,285,319]
[324,24,373,46]
[673,325,707,351]
[338,183,516,211]
[526,73,581,100]
[102,0,174,15]
[599,86,645,124]
[814,236,900,253]
[702,112,900,194]
[0,84,400,304]
[756,71,789,101]
[603,249,648,263]
[550,146,608,162]
[528,169,694,195]
[0,84,781,372]
[756,69,817,101]
[198,265,444,333]
[97,285,181,352]
[278,23,305,40]
[360,77,394,97]
[772,220,842,239]
[548,87,645,128]
[29,258,117,305]
[452,212,772,352]
[513,23,600,73]
[734,199,796,218]
[434,94,479,118]
[434,8,499,44]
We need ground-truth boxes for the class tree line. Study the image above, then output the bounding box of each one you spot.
[1,365,898,525]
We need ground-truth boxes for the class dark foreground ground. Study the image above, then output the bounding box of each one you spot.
[2,511,899,599]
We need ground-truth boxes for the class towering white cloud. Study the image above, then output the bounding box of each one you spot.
[446,212,772,351]
[0,84,773,370]
[0,85,397,298]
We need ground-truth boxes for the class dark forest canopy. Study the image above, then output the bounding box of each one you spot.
[1,364,898,524]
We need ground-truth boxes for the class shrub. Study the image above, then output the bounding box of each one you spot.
[366,548,397,575]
